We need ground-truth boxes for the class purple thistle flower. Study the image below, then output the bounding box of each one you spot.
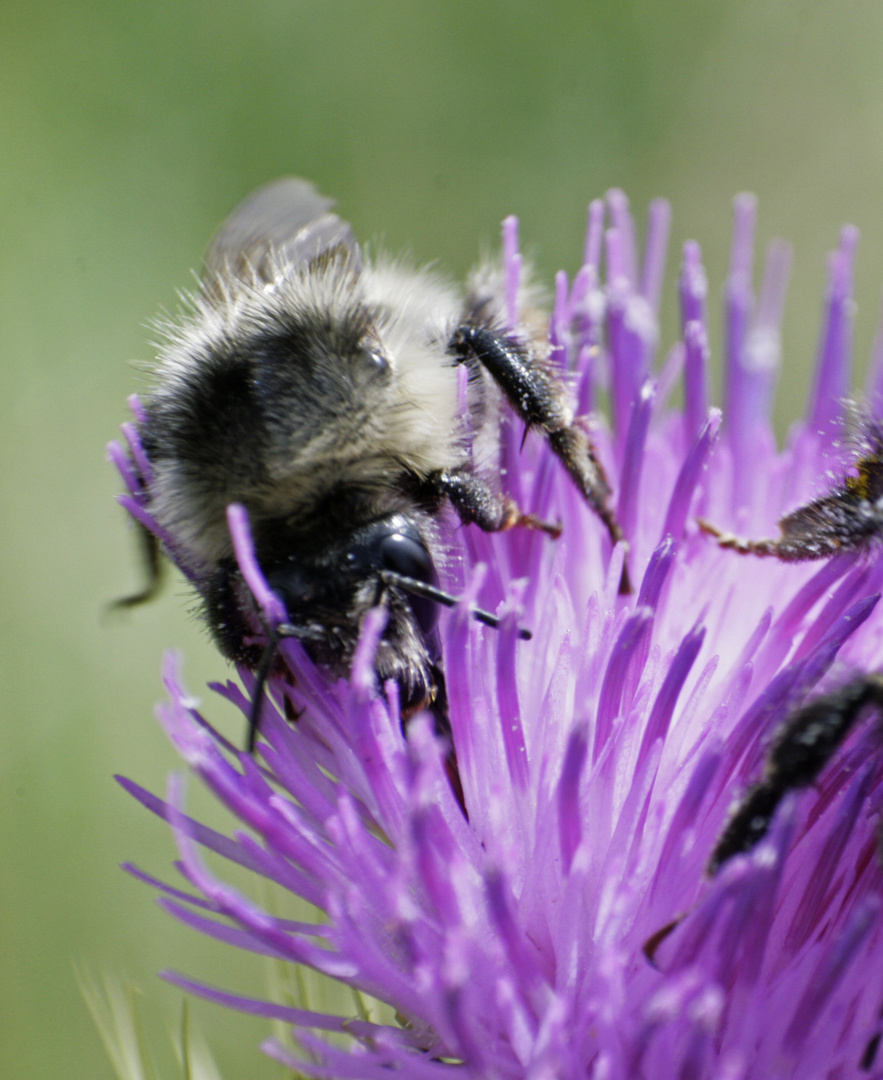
[111,191,883,1078]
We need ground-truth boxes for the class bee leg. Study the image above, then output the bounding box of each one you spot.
[429,468,560,537]
[205,561,303,753]
[707,675,883,875]
[449,323,630,592]
[696,518,785,558]
[706,781,783,876]
[111,523,165,609]
[246,633,281,753]
[425,662,467,816]
[697,496,870,561]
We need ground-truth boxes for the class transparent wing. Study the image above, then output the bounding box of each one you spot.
[203,176,361,283]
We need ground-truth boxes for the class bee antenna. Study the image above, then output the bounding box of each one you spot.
[379,570,531,640]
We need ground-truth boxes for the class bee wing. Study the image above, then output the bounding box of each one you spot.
[203,176,361,285]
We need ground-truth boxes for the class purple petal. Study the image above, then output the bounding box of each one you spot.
[640,198,670,317]
[808,225,859,433]
[226,503,287,625]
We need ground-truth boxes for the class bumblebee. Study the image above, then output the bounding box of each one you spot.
[120,178,625,749]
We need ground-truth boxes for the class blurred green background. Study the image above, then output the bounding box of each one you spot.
[5,2,883,1076]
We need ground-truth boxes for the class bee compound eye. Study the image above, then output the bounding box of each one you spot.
[380,530,436,583]
[379,530,440,635]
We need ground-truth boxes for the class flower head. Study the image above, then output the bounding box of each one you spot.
[112,191,883,1078]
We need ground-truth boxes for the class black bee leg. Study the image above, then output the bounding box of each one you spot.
[247,631,282,753]
[697,513,868,562]
[696,518,782,557]
[449,323,630,592]
[697,457,883,562]
[425,661,467,815]
[707,675,883,875]
[112,523,164,609]
[430,468,561,537]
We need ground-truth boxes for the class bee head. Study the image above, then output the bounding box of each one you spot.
[264,514,441,644]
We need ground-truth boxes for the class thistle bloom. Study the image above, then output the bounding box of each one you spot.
[111,192,883,1078]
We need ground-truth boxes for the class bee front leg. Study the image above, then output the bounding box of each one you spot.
[448,322,629,591]
[429,468,560,537]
